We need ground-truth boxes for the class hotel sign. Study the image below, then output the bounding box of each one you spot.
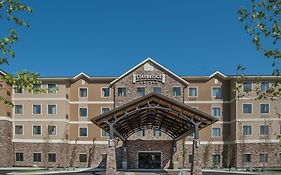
[132,74,165,84]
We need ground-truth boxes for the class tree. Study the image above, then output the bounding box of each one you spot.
[237,0,281,99]
[0,0,43,105]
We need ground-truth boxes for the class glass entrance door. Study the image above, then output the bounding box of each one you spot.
[138,152,161,169]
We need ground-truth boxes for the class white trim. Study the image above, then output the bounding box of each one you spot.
[188,86,198,97]
[211,127,222,137]
[12,139,108,144]
[14,124,24,135]
[211,106,221,118]
[242,103,253,114]
[74,72,90,79]
[211,86,222,98]
[0,69,7,76]
[209,71,226,79]
[32,104,42,115]
[100,129,109,137]
[78,87,88,98]
[78,107,88,118]
[12,97,114,104]
[0,116,13,122]
[47,125,57,136]
[47,104,57,115]
[78,127,88,137]
[242,124,253,136]
[32,125,42,135]
[14,104,24,115]
[184,100,233,104]
[101,87,111,98]
[260,103,270,115]
[69,101,114,104]
[110,58,189,86]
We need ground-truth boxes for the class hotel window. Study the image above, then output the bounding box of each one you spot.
[138,128,145,137]
[212,128,221,137]
[48,105,57,115]
[14,87,23,94]
[243,154,251,163]
[153,128,161,137]
[137,87,145,97]
[243,104,252,114]
[79,127,88,137]
[117,87,126,96]
[243,82,252,92]
[33,153,41,162]
[260,104,269,114]
[33,104,42,115]
[153,87,161,94]
[14,104,23,114]
[260,153,268,163]
[79,107,88,117]
[188,87,198,97]
[261,81,269,93]
[212,107,221,118]
[15,125,23,135]
[243,125,252,136]
[260,125,269,136]
[16,153,24,161]
[102,88,110,97]
[33,125,41,135]
[212,87,221,98]
[79,154,87,163]
[173,87,181,96]
[102,107,110,114]
[79,88,88,97]
[48,153,56,162]
[48,126,56,135]
[212,154,220,166]
[32,84,41,93]
[101,129,109,137]
[47,83,57,94]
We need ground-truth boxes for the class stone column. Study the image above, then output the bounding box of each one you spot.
[191,123,202,175]
[106,139,117,175]
[171,140,179,169]
[122,141,128,170]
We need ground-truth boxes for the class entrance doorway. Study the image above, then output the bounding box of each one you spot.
[138,152,161,169]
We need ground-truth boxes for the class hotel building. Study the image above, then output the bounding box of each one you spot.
[0,58,281,171]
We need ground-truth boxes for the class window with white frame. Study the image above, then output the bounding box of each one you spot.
[173,87,181,96]
[137,87,145,97]
[15,125,23,135]
[153,87,161,94]
[32,104,41,115]
[243,154,251,163]
[212,87,221,98]
[79,107,88,117]
[48,105,57,115]
[212,128,221,137]
[47,84,57,94]
[79,88,88,97]
[117,87,126,96]
[260,104,269,114]
[14,104,23,114]
[243,104,252,114]
[79,127,88,137]
[102,88,110,97]
[212,107,221,118]
[101,107,110,114]
[14,87,23,94]
[260,125,269,136]
[101,129,109,137]
[33,153,41,162]
[261,81,269,93]
[243,82,252,92]
[48,153,56,162]
[32,125,41,135]
[243,125,252,136]
[48,126,56,135]
[212,154,220,166]
[16,153,24,161]
[79,154,87,162]
[260,153,268,163]
[188,87,198,97]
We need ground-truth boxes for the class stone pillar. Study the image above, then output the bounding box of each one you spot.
[191,139,202,175]
[106,139,117,175]
[122,142,128,169]
[171,140,179,169]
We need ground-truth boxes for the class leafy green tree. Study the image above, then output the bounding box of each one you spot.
[0,0,43,105]
[237,0,281,99]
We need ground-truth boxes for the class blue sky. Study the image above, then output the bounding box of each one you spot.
[1,0,273,77]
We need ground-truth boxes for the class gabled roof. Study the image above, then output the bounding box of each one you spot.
[92,92,218,140]
[209,71,226,79]
[110,58,189,86]
[0,69,7,76]
[73,72,90,80]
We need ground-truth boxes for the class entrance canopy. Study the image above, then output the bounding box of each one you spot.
[91,92,218,141]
